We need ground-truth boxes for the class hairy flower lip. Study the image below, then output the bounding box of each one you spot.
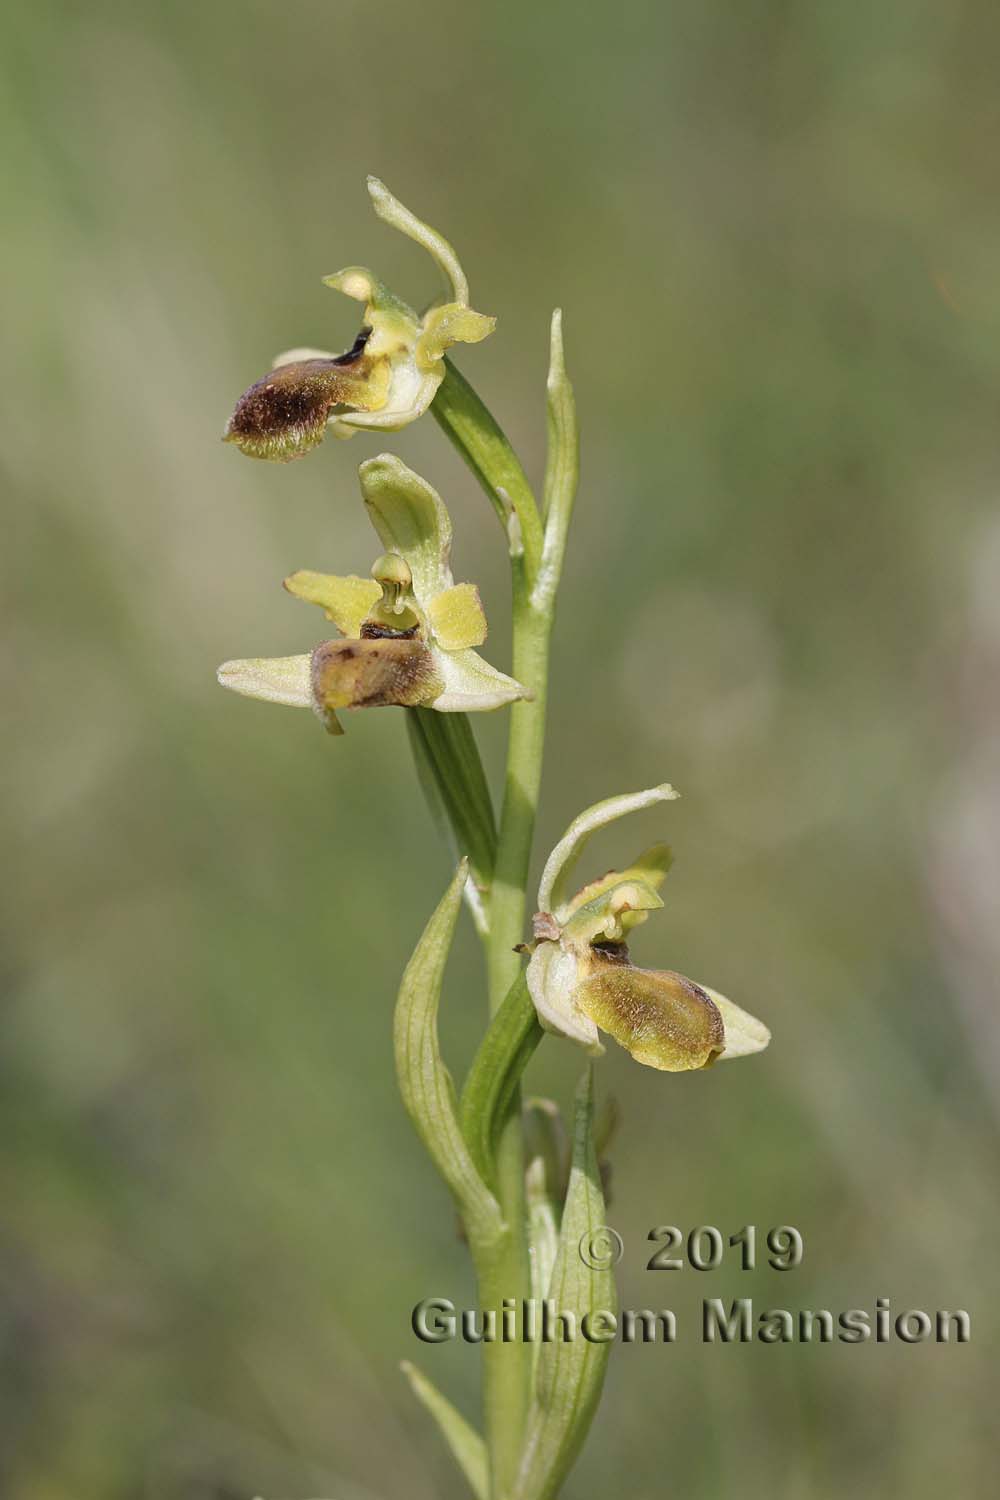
[223,336,386,462]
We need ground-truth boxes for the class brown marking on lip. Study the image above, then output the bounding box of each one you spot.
[589,939,631,965]
[310,638,442,712]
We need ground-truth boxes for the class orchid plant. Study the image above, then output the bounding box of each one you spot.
[218,178,769,1500]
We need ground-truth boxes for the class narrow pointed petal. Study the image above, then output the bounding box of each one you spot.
[563,844,673,918]
[418,304,496,365]
[427,582,488,650]
[538,785,680,919]
[284,570,381,635]
[562,878,664,948]
[700,986,771,1060]
[526,944,603,1053]
[216,654,313,707]
[430,647,529,712]
[359,454,454,603]
[575,963,725,1072]
[311,637,442,712]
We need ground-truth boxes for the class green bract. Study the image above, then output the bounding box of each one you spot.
[217,455,527,734]
[223,178,495,460]
[526,786,771,1071]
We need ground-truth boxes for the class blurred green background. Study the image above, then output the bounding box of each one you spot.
[4,1,999,1496]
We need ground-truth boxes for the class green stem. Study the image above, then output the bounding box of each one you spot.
[430,323,576,1500]
[479,588,550,1498]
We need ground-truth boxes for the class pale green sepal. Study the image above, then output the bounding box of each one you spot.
[405,708,496,936]
[460,972,543,1186]
[526,944,602,1054]
[399,1361,488,1500]
[702,985,771,1060]
[359,454,453,604]
[431,647,529,712]
[216,654,312,708]
[367,176,470,305]
[533,310,580,612]
[538,784,680,920]
[394,861,503,1246]
[515,1069,617,1500]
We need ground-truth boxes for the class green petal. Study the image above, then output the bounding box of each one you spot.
[216,654,312,708]
[538,785,680,920]
[418,304,496,366]
[563,844,673,918]
[427,582,488,650]
[359,454,454,604]
[283,570,380,635]
[561,877,664,949]
[575,961,725,1072]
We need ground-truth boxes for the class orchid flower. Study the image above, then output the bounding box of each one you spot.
[525,786,770,1070]
[224,179,494,460]
[217,455,527,733]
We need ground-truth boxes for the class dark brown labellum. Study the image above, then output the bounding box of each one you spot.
[224,329,381,462]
